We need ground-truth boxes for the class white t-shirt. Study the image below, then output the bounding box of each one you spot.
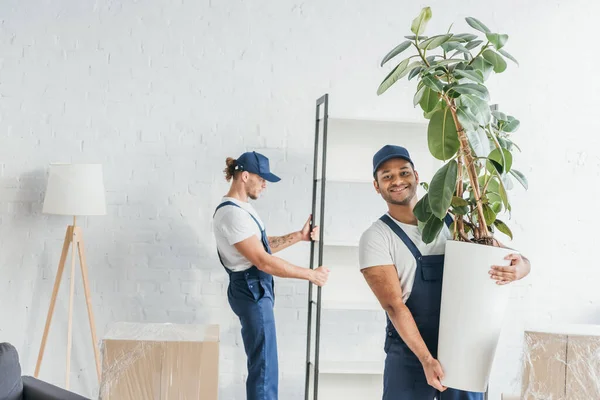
[212,197,266,272]
[359,213,451,303]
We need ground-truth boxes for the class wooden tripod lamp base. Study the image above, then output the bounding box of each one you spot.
[37,163,107,389]
[34,217,101,388]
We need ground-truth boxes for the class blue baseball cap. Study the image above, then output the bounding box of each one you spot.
[236,151,281,183]
[372,145,414,175]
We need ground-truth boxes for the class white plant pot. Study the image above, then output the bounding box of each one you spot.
[437,240,514,393]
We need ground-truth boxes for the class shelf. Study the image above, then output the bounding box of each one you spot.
[315,178,374,184]
[321,241,359,248]
[318,360,384,375]
[321,299,381,311]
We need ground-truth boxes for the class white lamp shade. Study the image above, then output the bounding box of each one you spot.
[43,163,107,216]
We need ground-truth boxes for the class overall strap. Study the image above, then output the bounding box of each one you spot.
[379,213,454,260]
[214,201,271,269]
[444,213,454,228]
[380,215,422,259]
[214,201,264,232]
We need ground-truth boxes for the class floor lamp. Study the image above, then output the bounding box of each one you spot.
[34,163,106,389]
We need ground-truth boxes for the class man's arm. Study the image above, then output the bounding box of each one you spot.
[490,240,532,284]
[268,232,302,253]
[268,215,319,253]
[361,265,446,392]
[235,235,329,285]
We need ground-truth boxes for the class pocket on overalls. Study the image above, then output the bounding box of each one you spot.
[246,275,265,301]
[420,263,443,281]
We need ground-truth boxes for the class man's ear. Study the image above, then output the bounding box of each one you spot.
[241,171,250,182]
[414,169,419,184]
[373,178,380,194]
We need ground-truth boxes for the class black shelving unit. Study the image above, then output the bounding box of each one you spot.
[304,93,328,400]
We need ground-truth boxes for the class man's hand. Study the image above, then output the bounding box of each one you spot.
[300,214,319,242]
[420,355,447,392]
[490,253,530,285]
[309,266,330,286]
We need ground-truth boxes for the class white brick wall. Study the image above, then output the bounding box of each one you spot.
[1,0,600,399]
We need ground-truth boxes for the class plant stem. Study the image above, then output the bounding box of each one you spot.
[444,95,490,239]
[455,157,465,241]
[412,43,430,68]
[468,42,490,65]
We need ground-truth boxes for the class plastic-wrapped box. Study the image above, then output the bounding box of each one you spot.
[521,324,600,400]
[99,322,219,400]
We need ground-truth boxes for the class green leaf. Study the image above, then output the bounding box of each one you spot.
[413,85,426,107]
[414,194,433,222]
[408,66,423,80]
[426,59,464,70]
[471,56,494,80]
[422,75,445,93]
[451,83,490,100]
[456,94,491,125]
[486,33,509,50]
[467,128,490,157]
[454,69,484,84]
[418,34,453,50]
[495,170,510,209]
[419,87,439,113]
[429,160,458,219]
[502,173,514,190]
[441,42,470,54]
[377,58,411,95]
[465,40,484,50]
[492,110,508,122]
[494,219,513,240]
[465,17,491,33]
[457,107,479,133]
[428,107,460,160]
[452,205,470,215]
[490,201,502,214]
[487,148,513,174]
[498,49,519,65]
[482,203,497,225]
[405,35,428,40]
[454,33,478,42]
[381,41,413,67]
[510,169,528,190]
[422,215,445,244]
[503,117,520,132]
[488,159,503,174]
[452,196,469,207]
[482,49,507,73]
[411,7,433,36]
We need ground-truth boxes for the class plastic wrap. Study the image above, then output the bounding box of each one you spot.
[521,324,600,400]
[99,322,219,400]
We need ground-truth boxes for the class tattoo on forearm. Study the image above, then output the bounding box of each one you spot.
[268,233,297,252]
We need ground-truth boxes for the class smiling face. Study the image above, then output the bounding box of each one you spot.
[374,158,419,206]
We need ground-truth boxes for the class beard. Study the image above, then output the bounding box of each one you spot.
[247,188,260,200]
[380,185,416,206]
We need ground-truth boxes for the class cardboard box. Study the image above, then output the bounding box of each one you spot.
[99,322,219,400]
[521,325,600,400]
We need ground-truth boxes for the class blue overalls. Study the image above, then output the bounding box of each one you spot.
[380,214,483,400]
[214,201,278,400]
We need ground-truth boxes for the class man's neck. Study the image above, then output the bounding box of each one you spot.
[387,201,418,225]
[225,183,249,203]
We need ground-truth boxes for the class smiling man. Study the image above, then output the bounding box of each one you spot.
[359,145,531,400]
[212,150,329,400]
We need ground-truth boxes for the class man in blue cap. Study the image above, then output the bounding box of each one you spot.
[213,151,329,400]
[359,145,531,399]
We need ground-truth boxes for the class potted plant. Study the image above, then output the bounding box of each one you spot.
[376,7,527,393]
